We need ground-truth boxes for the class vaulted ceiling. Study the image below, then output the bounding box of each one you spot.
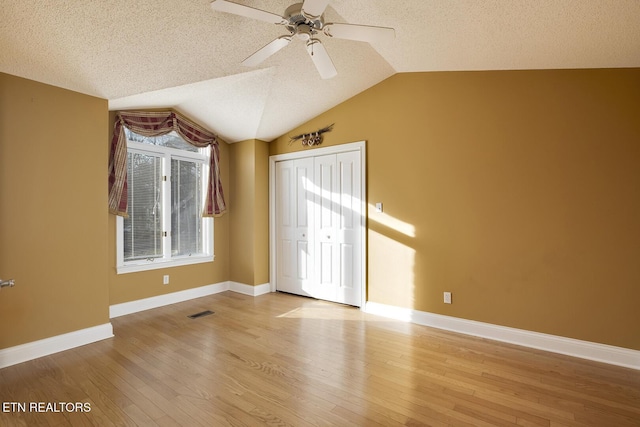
[2,1,639,142]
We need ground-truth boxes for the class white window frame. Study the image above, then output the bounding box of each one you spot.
[116,140,214,274]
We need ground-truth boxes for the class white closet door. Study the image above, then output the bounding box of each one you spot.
[275,158,314,296]
[274,146,363,306]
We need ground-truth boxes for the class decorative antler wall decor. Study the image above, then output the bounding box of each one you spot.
[289,123,334,147]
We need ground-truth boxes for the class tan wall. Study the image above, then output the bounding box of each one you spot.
[229,139,270,286]
[229,140,255,285]
[271,69,640,350]
[0,73,110,348]
[107,112,230,305]
[253,139,270,286]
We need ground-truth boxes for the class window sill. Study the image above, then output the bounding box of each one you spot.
[116,255,214,274]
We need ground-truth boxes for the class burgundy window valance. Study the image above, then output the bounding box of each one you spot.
[108,110,226,217]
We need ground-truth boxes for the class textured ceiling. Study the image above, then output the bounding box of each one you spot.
[2,1,639,142]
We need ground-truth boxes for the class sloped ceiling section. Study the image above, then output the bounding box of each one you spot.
[332,0,640,72]
[2,1,639,142]
[110,69,280,143]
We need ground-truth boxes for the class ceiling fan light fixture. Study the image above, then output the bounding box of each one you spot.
[296,24,313,41]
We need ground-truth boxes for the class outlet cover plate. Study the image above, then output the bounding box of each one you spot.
[444,292,452,304]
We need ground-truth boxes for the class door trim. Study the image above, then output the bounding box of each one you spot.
[269,141,367,308]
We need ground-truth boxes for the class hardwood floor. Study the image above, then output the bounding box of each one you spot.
[1,291,639,426]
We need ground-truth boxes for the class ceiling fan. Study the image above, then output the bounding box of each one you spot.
[210,0,395,79]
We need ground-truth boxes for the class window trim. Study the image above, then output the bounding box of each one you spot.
[116,140,214,274]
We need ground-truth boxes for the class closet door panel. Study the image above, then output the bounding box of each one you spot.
[295,160,313,284]
[275,161,295,293]
[275,158,314,295]
[336,151,361,305]
[313,154,339,301]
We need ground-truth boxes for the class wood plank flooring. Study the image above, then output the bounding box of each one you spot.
[1,291,639,426]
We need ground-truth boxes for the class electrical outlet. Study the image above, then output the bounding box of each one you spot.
[163,275,170,285]
[443,292,452,304]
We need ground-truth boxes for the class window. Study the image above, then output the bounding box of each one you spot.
[116,129,213,273]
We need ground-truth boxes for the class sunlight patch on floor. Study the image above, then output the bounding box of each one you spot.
[276,306,357,320]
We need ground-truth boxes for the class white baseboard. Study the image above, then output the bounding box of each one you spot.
[109,281,231,318]
[229,281,271,296]
[109,281,273,318]
[364,301,640,371]
[0,323,113,369]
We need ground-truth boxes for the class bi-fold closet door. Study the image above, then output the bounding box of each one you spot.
[273,147,363,307]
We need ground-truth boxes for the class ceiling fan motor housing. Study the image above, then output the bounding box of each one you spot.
[285,3,323,40]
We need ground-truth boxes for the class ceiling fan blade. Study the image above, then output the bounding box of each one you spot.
[211,0,285,25]
[242,36,292,67]
[306,39,337,79]
[301,0,330,19]
[323,23,395,44]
